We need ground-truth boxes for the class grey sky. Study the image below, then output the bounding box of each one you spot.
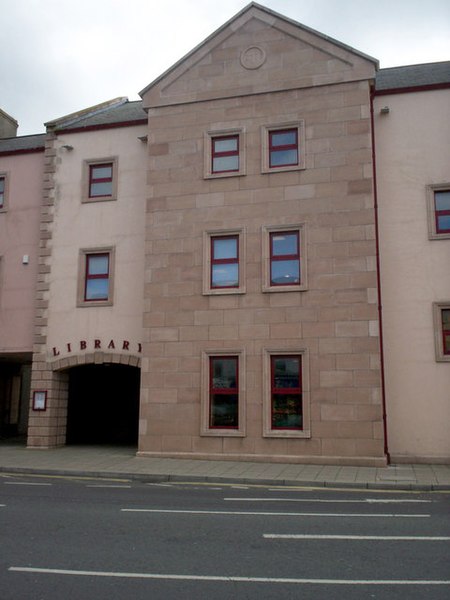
[2,0,449,136]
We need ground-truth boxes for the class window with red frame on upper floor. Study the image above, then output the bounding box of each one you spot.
[211,135,239,174]
[85,253,110,301]
[83,158,118,203]
[427,184,450,240]
[269,230,300,287]
[89,163,113,198]
[269,128,298,168]
[211,235,239,289]
[0,175,6,209]
[434,189,450,235]
[209,356,239,429]
[261,122,305,174]
[78,247,115,307]
[204,129,245,179]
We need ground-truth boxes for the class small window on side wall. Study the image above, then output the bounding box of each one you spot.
[201,350,246,437]
[77,247,115,307]
[262,122,305,173]
[204,129,245,179]
[427,184,450,240]
[0,174,8,211]
[433,302,450,361]
[203,229,246,295]
[263,349,310,438]
[262,224,307,292]
[83,158,118,203]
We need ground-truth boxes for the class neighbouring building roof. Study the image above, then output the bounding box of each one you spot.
[0,133,46,155]
[376,61,450,92]
[46,98,147,132]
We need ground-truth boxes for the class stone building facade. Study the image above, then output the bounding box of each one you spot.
[1,3,449,464]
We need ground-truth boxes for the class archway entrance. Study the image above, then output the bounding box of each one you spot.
[66,364,140,445]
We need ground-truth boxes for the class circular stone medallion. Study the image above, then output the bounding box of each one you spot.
[240,46,266,70]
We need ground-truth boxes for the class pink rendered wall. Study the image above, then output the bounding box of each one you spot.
[0,151,43,353]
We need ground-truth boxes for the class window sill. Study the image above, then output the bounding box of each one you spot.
[201,429,246,437]
[263,428,311,439]
[82,196,117,204]
[429,232,450,241]
[77,300,113,308]
[262,284,307,293]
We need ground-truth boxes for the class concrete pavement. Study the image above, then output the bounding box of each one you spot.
[1,442,449,490]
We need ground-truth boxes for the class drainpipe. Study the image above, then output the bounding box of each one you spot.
[370,84,390,464]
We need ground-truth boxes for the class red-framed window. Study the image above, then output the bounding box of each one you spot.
[0,176,5,208]
[212,135,239,174]
[89,163,113,198]
[434,190,450,234]
[209,356,239,429]
[270,230,300,286]
[84,253,110,301]
[271,355,302,430]
[211,235,239,289]
[442,309,450,355]
[269,128,298,168]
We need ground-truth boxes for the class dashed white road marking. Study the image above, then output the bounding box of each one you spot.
[121,508,429,518]
[4,481,52,486]
[224,497,432,504]
[86,485,131,488]
[264,534,450,541]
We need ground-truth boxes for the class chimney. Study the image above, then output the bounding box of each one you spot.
[0,109,19,138]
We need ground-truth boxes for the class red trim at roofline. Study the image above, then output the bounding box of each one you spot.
[0,147,45,157]
[374,82,450,96]
[54,118,147,134]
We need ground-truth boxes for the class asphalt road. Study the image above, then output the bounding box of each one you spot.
[1,472,449,599]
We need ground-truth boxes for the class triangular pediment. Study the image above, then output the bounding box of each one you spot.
[140,3,378,109]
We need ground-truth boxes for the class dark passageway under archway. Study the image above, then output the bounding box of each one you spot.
[67,364,140,445]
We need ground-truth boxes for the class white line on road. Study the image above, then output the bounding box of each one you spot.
[8,567,450,585]
[4,481,52,486]
[224,497,432,504]
[146,483,173,487]
[86,485,131,488]
[264,534,450,541]
[121,509,429,518]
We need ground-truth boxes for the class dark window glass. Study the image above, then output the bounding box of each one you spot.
[271,356,302,430]
[210,356,239,428]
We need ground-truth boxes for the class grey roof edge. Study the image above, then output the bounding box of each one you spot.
[375,60,450,92]
[45,97,129,131]
[139,2,379,99]
[0,133,46,154]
